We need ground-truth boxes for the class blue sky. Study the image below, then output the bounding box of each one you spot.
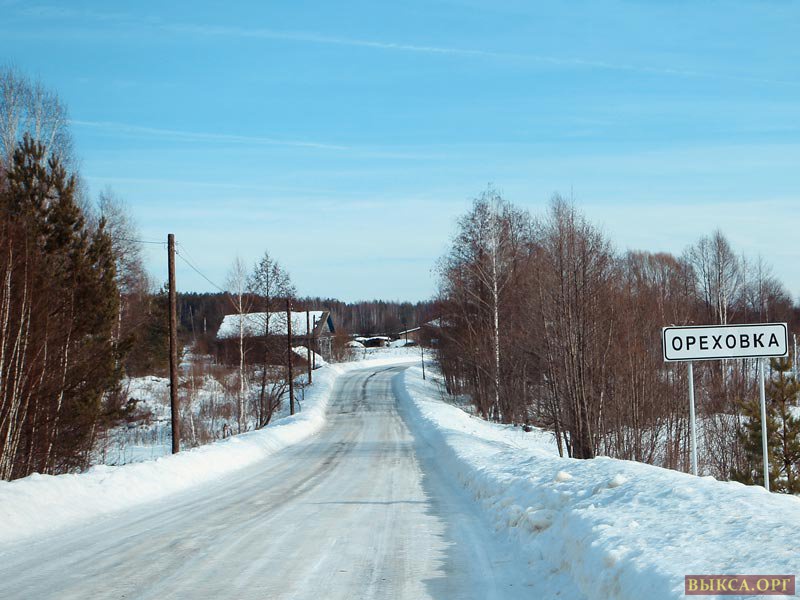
[1,0,799,302]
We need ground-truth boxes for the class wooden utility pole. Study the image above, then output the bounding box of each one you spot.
[311,315,317,370]
[421,341,426,380]
[167,233,180,454]
[287,299,295,415]
[306,310,312,385]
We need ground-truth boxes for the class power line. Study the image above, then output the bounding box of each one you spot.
[176,242,201,267]
[174,246,226,293]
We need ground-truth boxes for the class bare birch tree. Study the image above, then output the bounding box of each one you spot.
[248,251,295,427]
[226,257,251,434]
[0,66,73,169]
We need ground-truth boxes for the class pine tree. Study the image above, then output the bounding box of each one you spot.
[734,388,780,488]
[769,359,800,493]
[0,135,123,478]
[734,358,800,493]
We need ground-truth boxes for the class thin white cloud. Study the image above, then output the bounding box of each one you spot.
[9,3,798,86]
[166,23,497,58]
[70,119,350,151]
[164,23,799,87]
[70,119,451,160]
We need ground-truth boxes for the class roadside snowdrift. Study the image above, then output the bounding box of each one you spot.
[0,352,421,546]
[0,364,344,546]
[396,364,800,600]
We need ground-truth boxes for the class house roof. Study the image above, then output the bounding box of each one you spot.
[398,320,441,336]
[397,327,421,335]
[217,310,332,340]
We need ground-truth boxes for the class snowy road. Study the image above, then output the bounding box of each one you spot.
[0,365,538,600]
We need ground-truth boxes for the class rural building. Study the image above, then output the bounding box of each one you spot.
[397,319,441,346]
[215,310,335,364]
[354,336,391,348]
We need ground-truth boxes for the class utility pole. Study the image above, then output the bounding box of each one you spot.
[167,233,180,454]
[287,299,295,415]
[306,310,312,385]
[420,341,426,380]
[312,315,317,369]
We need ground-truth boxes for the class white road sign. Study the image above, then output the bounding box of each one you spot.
[662,323,788,362]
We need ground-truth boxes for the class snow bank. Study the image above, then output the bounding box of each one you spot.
[0,364,345,546]
[395,365,800,600]
[293,345,327,367]
[342,345,423,367]
[0,350,418,546]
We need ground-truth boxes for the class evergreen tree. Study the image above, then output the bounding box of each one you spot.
[769,359,800,493]
[734,358,800,493]
[0,135,123,478]
[124,286,169,376]
[733,387,780,488]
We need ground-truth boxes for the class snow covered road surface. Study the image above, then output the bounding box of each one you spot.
[0,364,568,600]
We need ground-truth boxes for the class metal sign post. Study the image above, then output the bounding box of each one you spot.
[687,361,698,476]
[662,323,788,488]
[758,359,769,492]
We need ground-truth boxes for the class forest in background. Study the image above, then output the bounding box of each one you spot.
[177,292,435,356]
[436,189,800,492]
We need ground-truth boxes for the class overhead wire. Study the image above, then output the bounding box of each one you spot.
[174,244,226,293]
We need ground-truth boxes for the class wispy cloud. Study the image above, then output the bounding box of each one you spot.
[14,4,130,22]
[70,119,451,160]
[70,119,350,151]
[165,23,499,59]
[83,175,344,197]
[164,23,800,87]
[9,2,798,87]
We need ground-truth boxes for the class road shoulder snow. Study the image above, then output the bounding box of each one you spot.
[0,351,423,547]
[394,364,800,600]
[0,363,350,545]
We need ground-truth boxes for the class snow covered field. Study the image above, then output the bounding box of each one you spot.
[95,347,331,467]
[397,362,800,600]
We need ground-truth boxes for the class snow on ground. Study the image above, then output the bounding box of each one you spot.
[0,363,346,545]
[0,349,418,546]
[347,345,423,365]
[395,363,800,600]
[95,376,173,465]
[293,345,326,367]
[6,346,792,600]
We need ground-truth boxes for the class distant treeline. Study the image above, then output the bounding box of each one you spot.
[177,292,436,346]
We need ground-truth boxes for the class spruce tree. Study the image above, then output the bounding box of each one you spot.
[0,135,123,477]
[769,358,800,493]
[734,384,780,488]
[734,358,800,493]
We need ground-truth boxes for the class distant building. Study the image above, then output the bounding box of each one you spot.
[216,310,335,363]
[397,319,440,346]
[354,335,391,348]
